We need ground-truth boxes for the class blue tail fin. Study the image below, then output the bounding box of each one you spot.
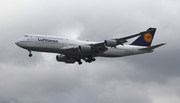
[131,28,156,46]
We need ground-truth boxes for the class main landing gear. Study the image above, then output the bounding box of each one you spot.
[84,56,96,63]
[77,56,96,65]
[28,50,32,57]
[77,59,82,65]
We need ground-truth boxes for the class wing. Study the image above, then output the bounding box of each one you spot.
[89,29,150,54]
[113,30,152,45]
[60,29,150,56]
[60,43,107,56]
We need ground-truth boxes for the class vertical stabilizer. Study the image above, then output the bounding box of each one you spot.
[131,28,156,46]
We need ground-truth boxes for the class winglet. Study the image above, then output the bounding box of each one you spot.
[131,28,156,46]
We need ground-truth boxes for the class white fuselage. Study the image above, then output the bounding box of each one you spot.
[15,34,152,57]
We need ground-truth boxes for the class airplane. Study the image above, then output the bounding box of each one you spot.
[15,28,165,65]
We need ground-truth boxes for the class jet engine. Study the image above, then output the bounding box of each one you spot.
[78,45,92,52]
[56,55,76,63]
[104,40,118,47]
[65,58,76,63]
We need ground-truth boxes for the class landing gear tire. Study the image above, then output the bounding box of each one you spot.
[92,58,96,61]
[29,54,32,57]
[77,59,82,65]
[85,56,96,63]
[78,61,82,65]
[28,50,32,57]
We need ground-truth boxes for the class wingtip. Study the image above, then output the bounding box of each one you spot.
[161,43,166,45]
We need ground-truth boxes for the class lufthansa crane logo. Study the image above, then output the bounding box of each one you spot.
[144,33,152,43]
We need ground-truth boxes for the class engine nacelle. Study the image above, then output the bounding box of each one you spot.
[56,55,69,61]
[78,45,91,52]
[104,40,118,47]
[56,55,76,63]
[65,58,76,63]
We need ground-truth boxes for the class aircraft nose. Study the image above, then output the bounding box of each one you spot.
[15,38,24,47]
[15,39,20,46]
[15,37,29,47]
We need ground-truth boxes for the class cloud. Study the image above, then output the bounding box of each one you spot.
[0,0,180,103]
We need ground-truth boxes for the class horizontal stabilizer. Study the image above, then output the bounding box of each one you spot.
[139,43,166,51]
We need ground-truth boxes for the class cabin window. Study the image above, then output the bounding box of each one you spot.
[24,35,29,37]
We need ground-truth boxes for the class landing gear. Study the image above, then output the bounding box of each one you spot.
[76,56,96,65]
[28,50,32,57]
[84,56,96,63]
[77,59,82,65]
[78,61,82,65]
[29,54,32,57]
[91,57,96,61]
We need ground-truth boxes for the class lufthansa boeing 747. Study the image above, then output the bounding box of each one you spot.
[15,28,165,65]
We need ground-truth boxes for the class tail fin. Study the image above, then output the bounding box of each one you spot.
[131,28,156,46]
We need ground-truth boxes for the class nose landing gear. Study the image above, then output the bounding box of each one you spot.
[28,50,32,57]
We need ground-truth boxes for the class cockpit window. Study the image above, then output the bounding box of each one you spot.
[24,35,29,37]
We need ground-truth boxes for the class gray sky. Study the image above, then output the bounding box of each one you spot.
[0,0,180,103]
